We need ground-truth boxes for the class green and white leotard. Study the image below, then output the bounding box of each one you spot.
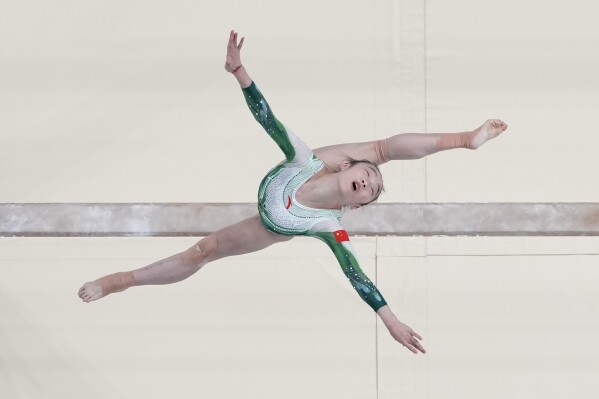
[243,81,387,312]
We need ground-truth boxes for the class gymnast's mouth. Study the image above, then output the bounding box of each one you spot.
[352,181,357,191]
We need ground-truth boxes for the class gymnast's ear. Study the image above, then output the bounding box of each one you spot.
[340,159,351,171]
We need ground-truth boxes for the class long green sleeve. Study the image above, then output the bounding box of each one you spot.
[242,81,297,162]
[313,230,387,312]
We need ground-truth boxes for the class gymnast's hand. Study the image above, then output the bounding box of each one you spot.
[377,305,426,353]
[388,320,426,354]
[225,29,244,73]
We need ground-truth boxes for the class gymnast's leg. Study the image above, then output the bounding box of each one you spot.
[78,214,291,302]
[313,119,508,166]
[383,119,508,161]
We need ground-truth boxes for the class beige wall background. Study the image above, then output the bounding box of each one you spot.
[1,0,598,398]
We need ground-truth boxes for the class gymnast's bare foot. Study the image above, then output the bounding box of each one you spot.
[469,119,508,149]
[78,272,134,303]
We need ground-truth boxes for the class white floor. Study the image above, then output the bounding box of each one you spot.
[2,236,598,399]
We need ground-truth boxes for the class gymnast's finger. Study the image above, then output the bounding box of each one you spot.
[411,338,426,353]
[238,36,244,50]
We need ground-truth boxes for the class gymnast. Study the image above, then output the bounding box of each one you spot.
[78,30,508,354]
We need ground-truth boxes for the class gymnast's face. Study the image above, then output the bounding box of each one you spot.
[339,161,384,208]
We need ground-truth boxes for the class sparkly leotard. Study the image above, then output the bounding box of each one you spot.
[242,81,387,312]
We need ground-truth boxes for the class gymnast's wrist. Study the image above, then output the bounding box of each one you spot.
[231,64,244,74]
[376,305,396,325]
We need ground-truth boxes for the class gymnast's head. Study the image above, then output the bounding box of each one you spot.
[333,158,385,210]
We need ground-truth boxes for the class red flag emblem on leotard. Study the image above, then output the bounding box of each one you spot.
[333,230,349,243]
[285,195,292,209]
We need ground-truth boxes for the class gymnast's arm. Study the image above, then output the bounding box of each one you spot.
[240,80,313,165]
[225,30,310,165]
[309,221,387,312]
[309,220,426,353]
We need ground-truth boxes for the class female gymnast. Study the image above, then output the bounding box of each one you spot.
[78,30,508,355]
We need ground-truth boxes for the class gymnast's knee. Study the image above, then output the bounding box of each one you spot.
[182,235,218,267]
[374,138,390,164]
